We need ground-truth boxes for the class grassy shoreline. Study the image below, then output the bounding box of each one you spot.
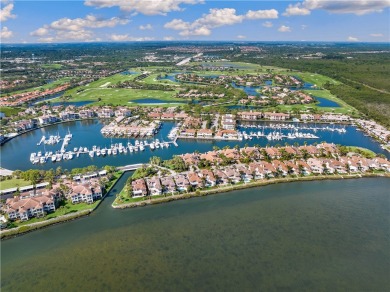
[112,172,390,209]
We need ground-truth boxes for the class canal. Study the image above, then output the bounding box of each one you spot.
[1,119,388,171]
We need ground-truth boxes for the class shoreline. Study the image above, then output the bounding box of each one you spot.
[112,172,390,209]
[1,172,388,240]
[0,171,124,240]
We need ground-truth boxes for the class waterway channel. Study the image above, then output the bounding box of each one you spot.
[1,119,388,171]
[1,177,389,290]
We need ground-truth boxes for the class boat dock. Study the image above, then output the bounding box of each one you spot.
[30,138,177,165]
[239,123,347,134]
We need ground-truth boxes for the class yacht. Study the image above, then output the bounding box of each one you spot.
[89,151,94,158]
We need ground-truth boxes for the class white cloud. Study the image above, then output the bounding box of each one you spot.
[38,37,56,43]
[278,25,291,32]
[237,35,246,39]
[30,27,50,37]
[347,36,359,42]
[164,19,191,30]
[49,15,129,31]
[110,34,154,41]
[139,24,153,30]
[370,33,384,37]
[283,4,311,16]
[0,3,16,22]
[195,8,244,27]
[245,9,278,19]
[164,7,279,36]
[85,0,204,16]
[163,36,175,40]
[262,21,273,28]
[298,0,390,15]
[30,14,129,42]
[0,26,13,38]
[180,26,210,36]
[56,29,94,40]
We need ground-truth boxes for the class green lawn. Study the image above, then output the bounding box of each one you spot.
[304,89,358,113]
[14,200,100,227]
[343,146,376,158]
[294,72,340,87]
[0,106,25,117]
[0,178,31,190]
[41,63,63,69]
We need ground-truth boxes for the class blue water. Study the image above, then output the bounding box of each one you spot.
[265,80,272,86]
[2,177,389,291]
[231,82,261,96]
[131,98,186,104]
[158,74,179,82]
[1,120,388,171]
[315,97,340,107]
[120,71,138,75]
[225,105,263,110]
[51,100,94,107]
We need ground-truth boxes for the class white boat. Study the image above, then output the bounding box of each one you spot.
[101,149,106,156]
[107,149,112,155]
[37,151,42,157]
[123,148,128,154]
[56,154,62,162]
[96,150,101,156]
[40,157,46,164]
[112,149,117,155]
[68,152,74,159]
[89,151,94,157]
[140,145,145,151]
[150,142,155,150]
[84,147,88,152]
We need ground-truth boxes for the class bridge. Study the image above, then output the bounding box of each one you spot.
[117,163,145,171]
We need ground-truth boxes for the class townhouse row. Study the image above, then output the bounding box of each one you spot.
[131,155,389,198]
[3,179,103,221]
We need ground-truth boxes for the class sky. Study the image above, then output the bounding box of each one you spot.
[1,0,389,43]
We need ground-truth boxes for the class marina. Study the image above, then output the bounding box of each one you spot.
[1,119,389,171]
[30,138,176,164]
